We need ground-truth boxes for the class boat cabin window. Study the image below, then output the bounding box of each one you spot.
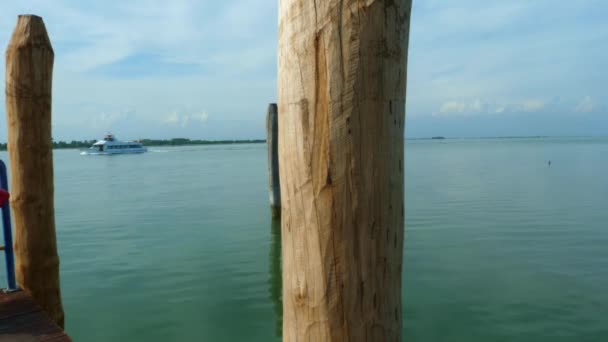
[91,143,141,151]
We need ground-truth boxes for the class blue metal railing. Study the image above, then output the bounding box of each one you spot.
[0,160,17,291]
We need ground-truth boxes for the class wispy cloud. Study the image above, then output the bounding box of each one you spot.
[575,96,594,113]
[408,0,607,124]
[0,0,276,140]
[521,99,545,112]
[164,110,209,128]
[439,101,467,114]
[436,98,548,116]
[0,0,605,140]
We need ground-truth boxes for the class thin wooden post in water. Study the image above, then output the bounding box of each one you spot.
[5,14,65,328]
[266,103,281,218]
[269,219,282,338]
[278,1,412,341]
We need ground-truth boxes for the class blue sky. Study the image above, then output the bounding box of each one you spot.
[0,0,606,140]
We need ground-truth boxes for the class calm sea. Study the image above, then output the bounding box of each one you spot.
[1,137,607,341]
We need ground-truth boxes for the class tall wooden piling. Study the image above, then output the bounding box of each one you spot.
[5,15,64,328]
[266,103,281,218]
[278,1,412,341]
[269,219,282,338]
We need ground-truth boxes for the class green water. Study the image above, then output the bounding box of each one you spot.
[1,137,607,341]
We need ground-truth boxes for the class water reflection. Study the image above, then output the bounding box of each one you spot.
[269,218,282,338]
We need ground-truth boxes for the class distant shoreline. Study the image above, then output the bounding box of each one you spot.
[0,135,603,151]
[0,139,266,151]
[405,135,604,140]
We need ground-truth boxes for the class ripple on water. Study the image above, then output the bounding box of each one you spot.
[1,140,606,342]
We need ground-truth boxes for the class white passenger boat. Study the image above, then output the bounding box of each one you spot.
[81,133,147,155]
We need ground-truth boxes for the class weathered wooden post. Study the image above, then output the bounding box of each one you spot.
[268,219,282,338]
[278,1,412,341]
[5,15,65,328]
[266,103,281,218]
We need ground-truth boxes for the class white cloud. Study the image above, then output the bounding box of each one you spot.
[164,110,210,128]
[408,0,608,124]
[0,0,276,75]
[440,101,467,113]
[575,96,594,113]
[92,109,136,127]
[436,98,495,116]
[436,98,550,116]
[0,0,606,140]
[164,111,180,124]
[193,111,209,123]
[521,99,545,112]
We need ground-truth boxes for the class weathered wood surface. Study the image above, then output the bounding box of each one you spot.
[278,1,412,341]
[266,103,281,218]
[269,219,282,338]
[5,15,64,328]
[0,291,71,341]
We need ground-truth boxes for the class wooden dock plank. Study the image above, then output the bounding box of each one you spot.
[0,291,37,319]
[0,291,71,342]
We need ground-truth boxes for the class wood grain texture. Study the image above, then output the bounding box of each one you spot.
[278,1,411,341]
[267,103,281,218]
[0,291,71,341]
[5,15,64,328]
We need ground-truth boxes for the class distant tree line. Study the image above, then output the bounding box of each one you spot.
[0,138,266,151]
[139,138,265,146]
